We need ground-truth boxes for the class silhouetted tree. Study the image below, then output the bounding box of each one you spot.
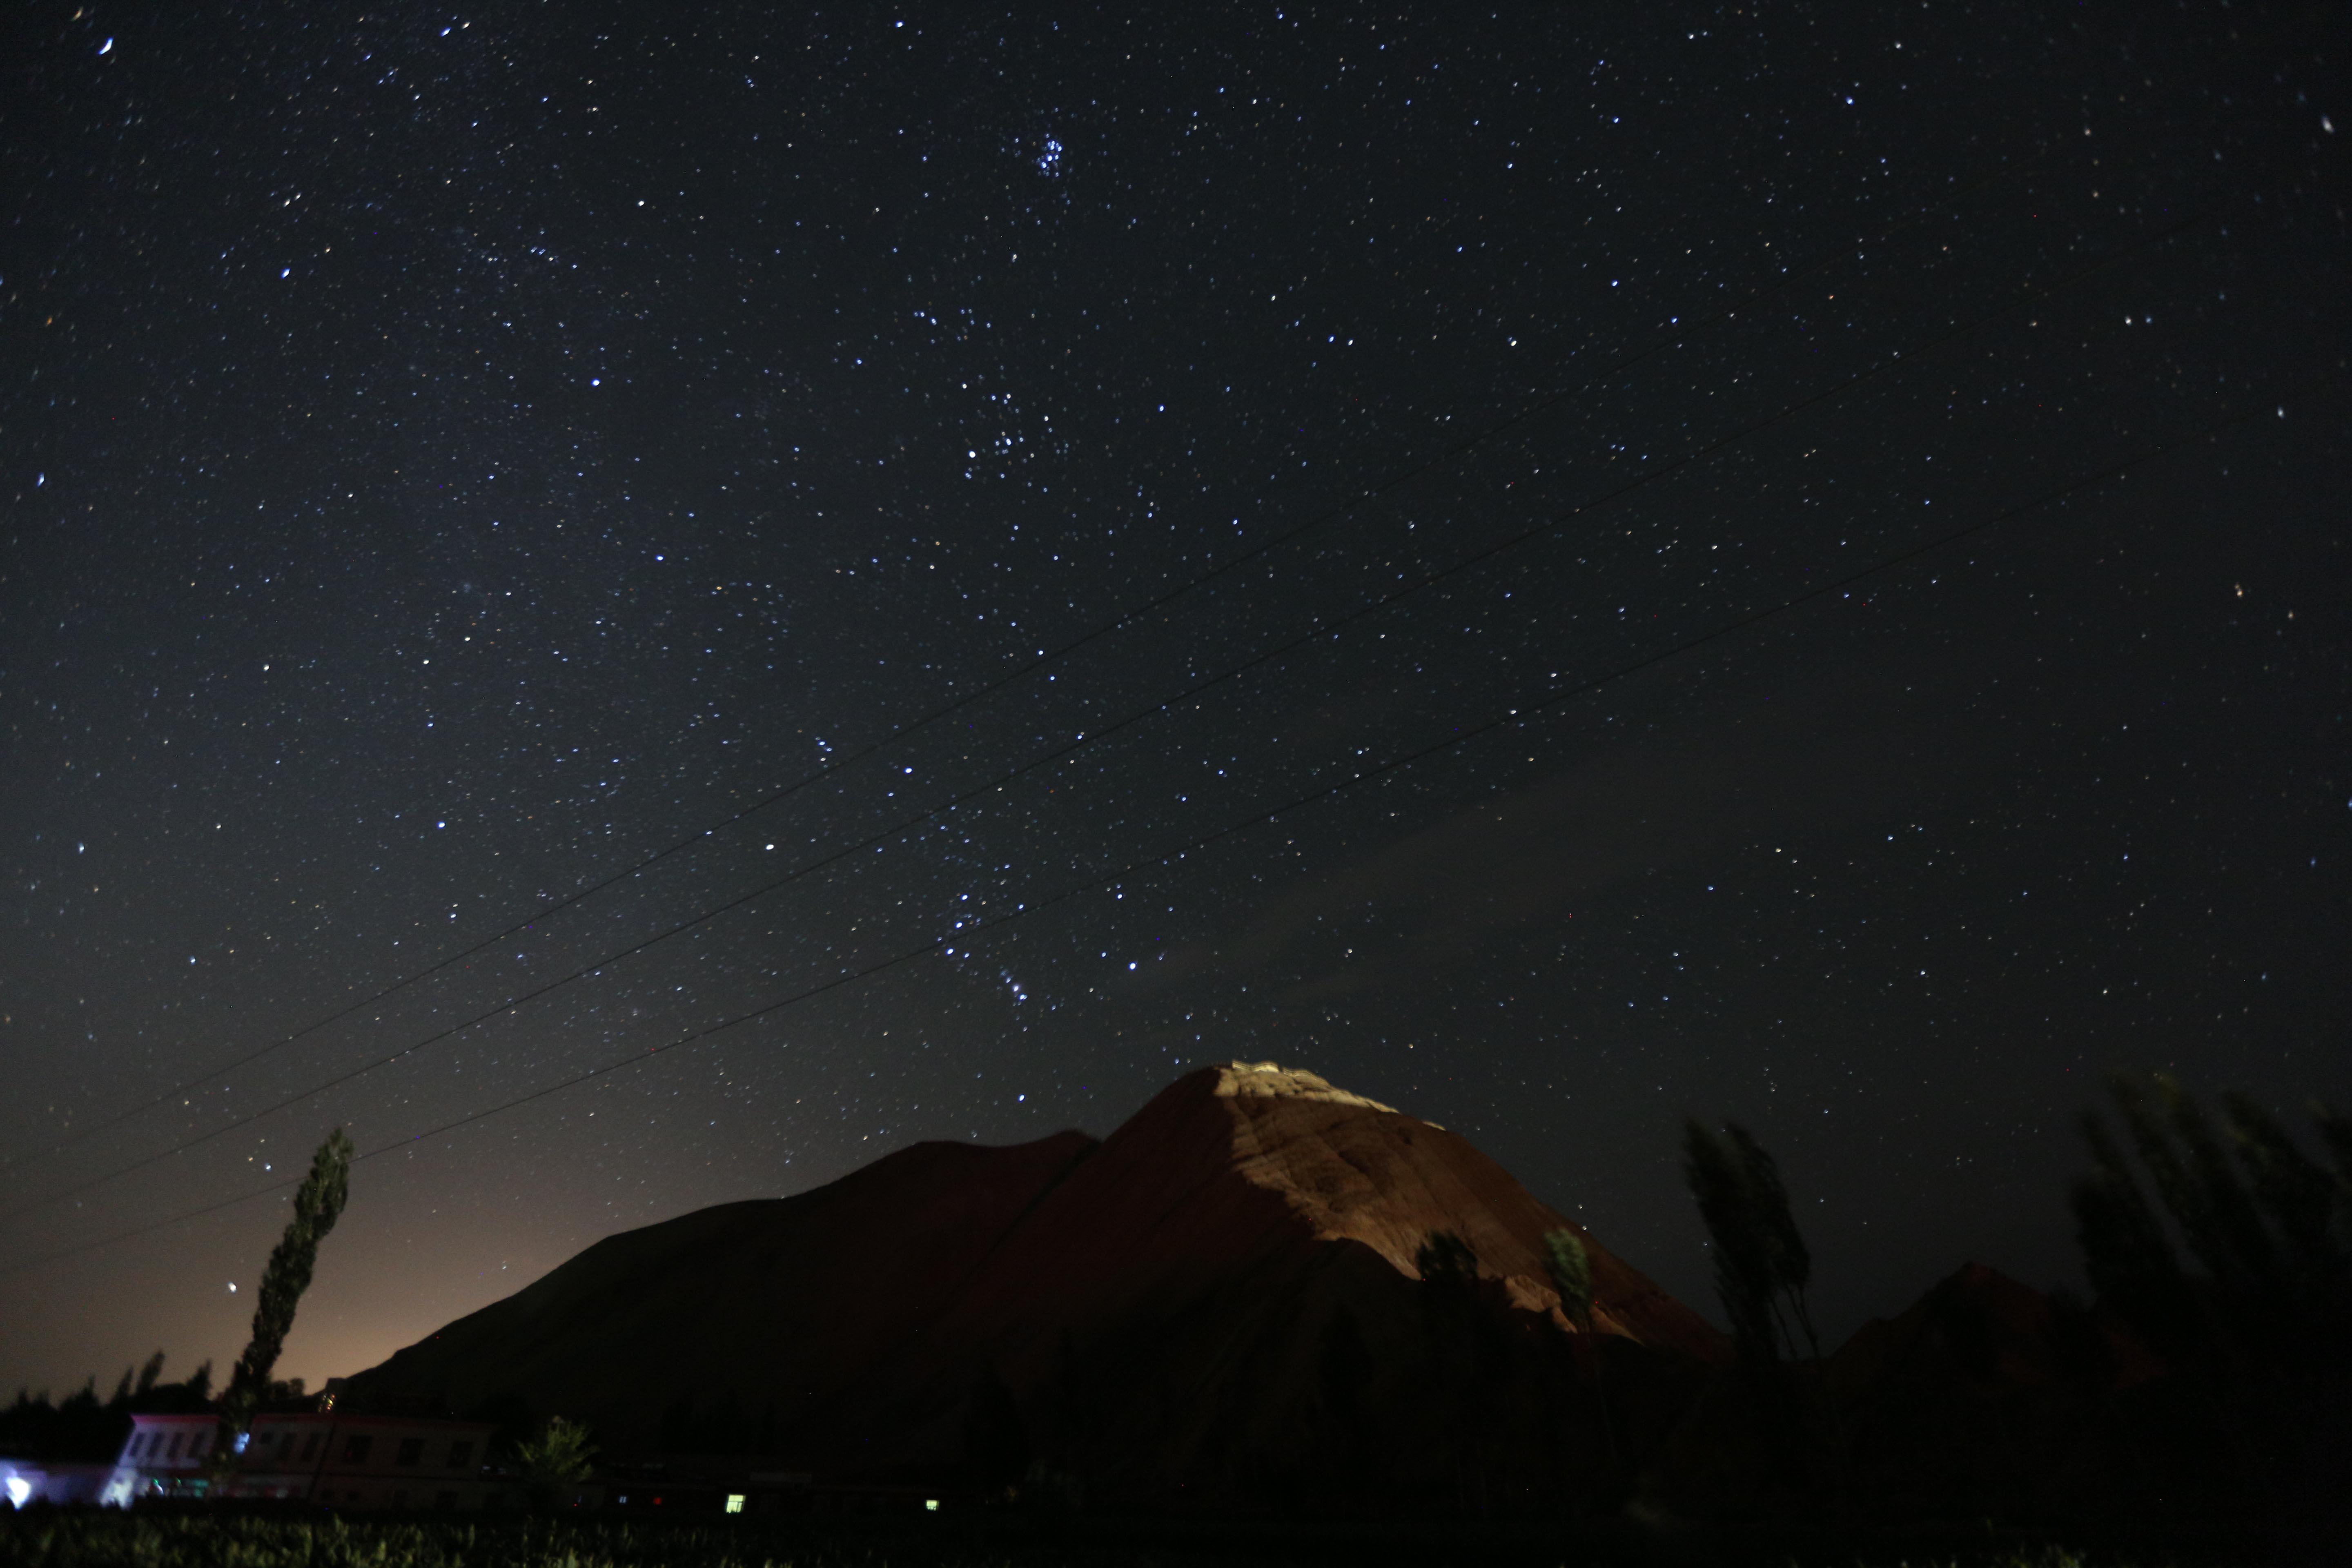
[659,1392,696,1452]
[218,1129,353,1443]
[1682,1121,1826,1369]
[964,1364,1029,1490]
[705,1393,744,1452]
[1682,1120,1845,1508]
[2070,1073,2352,1537]
[0,1379,132,1462]
[657,1391,747,1453]
[134,1352,165,1397]
[2045,1287,2118,1400]
[1415,1229,1498,1516]
[1543,1226,1617,1470]
[514,1416,597,1510]
[465,1390,537,1461]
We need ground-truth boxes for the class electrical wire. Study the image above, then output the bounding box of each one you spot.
[0,186,2287,1227]
[0,30,2268,1182]
[7,362,2332,1281]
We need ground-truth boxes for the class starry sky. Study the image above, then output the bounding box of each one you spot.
[2,0,2346,1400]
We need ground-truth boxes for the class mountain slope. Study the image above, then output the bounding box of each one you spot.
[346,1062,1722,1507]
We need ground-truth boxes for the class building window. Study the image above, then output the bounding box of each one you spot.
[395,1437,423,1466]
[445,1441,473,1470]
[187,1431,209,1457]
[165,1434,184,1459]
[343,1436,372,1464]
[301,1433,322,1461]
[279,1432,298,1461]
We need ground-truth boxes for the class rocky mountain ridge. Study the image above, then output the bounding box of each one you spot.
[347,1061,1719,1506]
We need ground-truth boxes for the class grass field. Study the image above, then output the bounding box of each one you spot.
[0,1511,2156,1568]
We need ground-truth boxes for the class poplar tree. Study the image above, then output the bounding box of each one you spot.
[1682,1120,1824,1369]
[2070,1074,2352,1536]
[1681,1120,1845,1505]
[1542,1226,1618,1468]
[218,1129,353,1439]
[1414,1230,1488,1515]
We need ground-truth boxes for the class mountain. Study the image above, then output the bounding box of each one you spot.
[344,1061,1724,1509]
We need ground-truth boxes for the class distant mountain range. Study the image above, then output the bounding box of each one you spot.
[345,1062,2183,1525]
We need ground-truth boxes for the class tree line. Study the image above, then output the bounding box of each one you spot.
[1663,1074,2350,1541]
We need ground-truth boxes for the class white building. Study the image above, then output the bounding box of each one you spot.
[98,1412,223,1506]
[227,1412,502,1512]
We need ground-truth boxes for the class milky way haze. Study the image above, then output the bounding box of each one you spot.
[2,1,2345,1399]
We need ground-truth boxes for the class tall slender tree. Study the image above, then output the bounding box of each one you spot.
[1682,1121,1786,1368]
[1414,1230,1489,1516]
[1682,1120,1846,1506]
[218,1129,353,1443]
[1542,1226,1618,1469]
[2070,1074,2352,1537]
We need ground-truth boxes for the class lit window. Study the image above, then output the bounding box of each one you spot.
[724,1494,745,1514]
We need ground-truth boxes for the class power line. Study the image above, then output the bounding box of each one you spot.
[0,43,2241,1182]
[0,191,2250,1225]
[9,364,2332,1282]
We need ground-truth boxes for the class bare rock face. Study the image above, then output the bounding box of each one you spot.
[345,1063,1722,1510]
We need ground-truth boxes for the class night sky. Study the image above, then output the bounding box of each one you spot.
[2,1,2345,1401]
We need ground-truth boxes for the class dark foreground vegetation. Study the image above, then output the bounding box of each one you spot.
[0,1509,2170,1568]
